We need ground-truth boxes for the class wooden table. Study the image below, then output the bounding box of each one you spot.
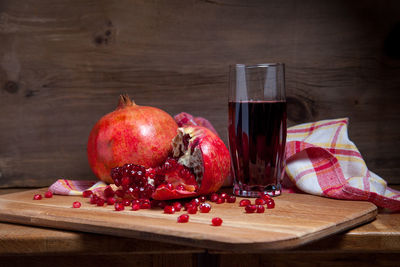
[0,188,399,267]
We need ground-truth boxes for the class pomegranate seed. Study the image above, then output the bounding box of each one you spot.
[220,193,228,199]
[260,192,272,201]
[176,184,185,191]
[90,195,98,204]
[44,191,53,198]
[114,202,124,211]
[216,197,225,204]
[106,197,116,205]
[33,194,42,200]
[132,199,140,205]
[158,201,168,209]
[72,201,81,208]
[177,214,189,223]
[104,186,115,198]
[211,217,223,226]
[115,189,125,198]
[199,196,207,202]
[210,193,219,202]
[121,177,130,186]
[184,203,193,211]
[140,200,151,209]
[82,190,93,198]
[172,202,183,211]
[187,206,198,214]
[255,198,266,205]
[245,205,257,213]
[191,198,200,206]
[164,205,175,214]
[239,199,251,207]
[256,205,265,213]
[132,203,140,211]
[266,199,275,209]
[166,183,173,190]
[96,198,105,206]
[227,195,236,203]
[199,203,211,213]
[122,199,131,206]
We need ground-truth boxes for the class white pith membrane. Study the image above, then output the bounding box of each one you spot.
[172,128,204,186]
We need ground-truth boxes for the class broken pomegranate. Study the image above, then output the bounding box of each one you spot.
[109,125,230,201]
[87,95,178,184]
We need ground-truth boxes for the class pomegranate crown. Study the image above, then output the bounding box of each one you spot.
[117,94,135,109]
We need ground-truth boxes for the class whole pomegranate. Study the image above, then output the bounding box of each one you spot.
[87,95,178,184]
[109,126,231,200]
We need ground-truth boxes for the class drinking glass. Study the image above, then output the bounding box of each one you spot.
[228,63,287,197]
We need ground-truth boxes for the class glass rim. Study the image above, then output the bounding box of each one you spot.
[231,63,284,68]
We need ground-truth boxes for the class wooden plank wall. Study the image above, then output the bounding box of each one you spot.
[0,0,399,187]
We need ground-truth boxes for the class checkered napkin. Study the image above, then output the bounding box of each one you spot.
[283,118,400,211]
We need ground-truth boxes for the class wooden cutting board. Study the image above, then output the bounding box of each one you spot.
[0,188,377,252]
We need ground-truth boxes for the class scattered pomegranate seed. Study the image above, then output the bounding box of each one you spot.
[199,196,207,202]
[184,203,193,211]
[72,201,81,208]
[44,191,53,198]
[172,202,183,211]
[90,195,98,204]
[106,197,116,205]
[256,205,265,213]
[191,198,200,206]
[82,190,93,198]
[96,198,105,206]
[114,202,124,211]
[260,192,272,201]
[210,193,219,202]
[122,199,131,206]
[177,214,189,223]
[187,206,198,214]
[132,203,140,211]
[220,193,228,199]
[211,217,223,226]
[266,199,275,209]
[140,199,151,209]
[104,186,115,198]
[245,205,257,213]
[255,198,266,205]
[115,189,125,198]
[132,199,140,205]
[199,203,211,213]
[216,197,225,204]
[33,194,42,200]
[164,205,175,214]
[227,195,236,203]
[157,200,168,209]
[239,199,251,207]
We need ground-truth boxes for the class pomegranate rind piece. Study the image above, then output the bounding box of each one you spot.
[152,187,197,200]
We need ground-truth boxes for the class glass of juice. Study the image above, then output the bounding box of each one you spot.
[228,63,287,197]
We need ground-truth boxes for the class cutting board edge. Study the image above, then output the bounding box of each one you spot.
[0,198,378,252]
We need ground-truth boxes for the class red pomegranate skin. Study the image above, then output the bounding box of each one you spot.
[87,95,178,184]
[152,126,230,200]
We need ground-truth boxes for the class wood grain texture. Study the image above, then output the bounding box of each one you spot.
[0,188,377,252]
[0,0,400,187]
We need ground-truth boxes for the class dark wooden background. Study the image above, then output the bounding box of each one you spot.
[0,0,399,187]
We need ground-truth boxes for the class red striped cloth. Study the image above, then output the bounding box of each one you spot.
[283,118,399,211]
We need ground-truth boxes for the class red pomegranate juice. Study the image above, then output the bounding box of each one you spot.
[228,101,287,197]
